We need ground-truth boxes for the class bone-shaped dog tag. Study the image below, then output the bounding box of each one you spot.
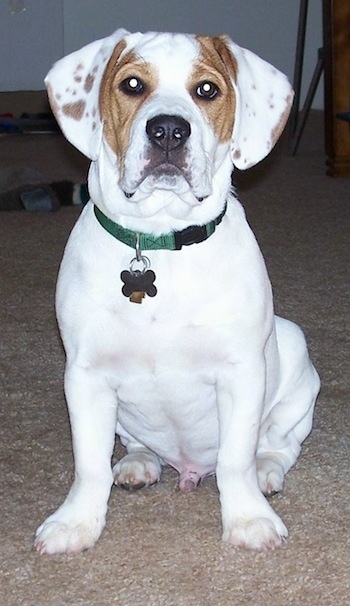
[121,268,157,303]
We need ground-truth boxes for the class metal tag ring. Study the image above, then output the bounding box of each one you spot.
[129,255,151,275]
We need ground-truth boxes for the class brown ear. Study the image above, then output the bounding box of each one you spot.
[218,36,294,170]
[45,29,129,160]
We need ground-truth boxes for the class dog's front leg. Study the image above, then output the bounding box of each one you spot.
[34,365,117,555]
[216,355,288,551]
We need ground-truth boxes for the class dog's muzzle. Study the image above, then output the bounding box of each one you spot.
[122,112,212,201]
[144,114,192,182]
[125,113,195,195]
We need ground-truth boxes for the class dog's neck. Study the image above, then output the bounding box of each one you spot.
[93,203,227,251]
[88,152,233,236]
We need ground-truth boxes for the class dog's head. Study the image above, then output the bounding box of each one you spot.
[46,29,293,222]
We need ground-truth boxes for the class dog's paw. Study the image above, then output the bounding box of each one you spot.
[113,451,162,490]
[222,515,288,551]
[34,512,104,555]
[257,453,285,496]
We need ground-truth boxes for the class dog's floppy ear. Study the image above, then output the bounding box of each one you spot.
[218,36,294,170]
[45,28,130,160]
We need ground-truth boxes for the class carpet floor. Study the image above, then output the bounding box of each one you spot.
[0,111,349,605]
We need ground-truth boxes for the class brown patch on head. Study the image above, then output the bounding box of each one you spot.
[190,35,238,142]
[99,40,158,166]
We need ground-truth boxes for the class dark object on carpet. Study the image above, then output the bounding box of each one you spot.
[0,181,89,211]
[0,112,58,134]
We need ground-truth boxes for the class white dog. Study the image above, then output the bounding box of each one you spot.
[34,29,320,554]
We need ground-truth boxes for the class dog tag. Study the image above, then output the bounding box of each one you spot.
[121,239,157,304]
[120,268,157,303]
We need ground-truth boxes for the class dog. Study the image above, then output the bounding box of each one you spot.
[34,29,320,554]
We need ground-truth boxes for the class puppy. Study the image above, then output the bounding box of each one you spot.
[34,29,320,554]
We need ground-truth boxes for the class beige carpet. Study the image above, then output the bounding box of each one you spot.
[0,111,349,605]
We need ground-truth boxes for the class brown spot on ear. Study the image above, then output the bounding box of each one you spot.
[62,100,86,120]
[99,40,158,167]
[84,73,95,93]
[270,92,293,147]
[233,149,241,159]
[191,35,237,143]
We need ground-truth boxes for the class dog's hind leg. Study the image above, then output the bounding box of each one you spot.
[257,319,320,496]
[113,428,163,490]
[256,451,290,496]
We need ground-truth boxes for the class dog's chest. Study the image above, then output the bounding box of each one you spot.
[95,317,221,467]
[95,312,222,399]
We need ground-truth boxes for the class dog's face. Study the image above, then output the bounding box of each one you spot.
[46,29,293,221]
[98,33,237,204]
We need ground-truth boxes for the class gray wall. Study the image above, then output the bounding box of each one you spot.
[0,0,63,92]
[0,0,323,109]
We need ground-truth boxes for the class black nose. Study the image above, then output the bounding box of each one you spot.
[146,114,191,152]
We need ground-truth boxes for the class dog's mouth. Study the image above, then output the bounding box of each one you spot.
[145,162,188,186]
[122,162,209,202]
[125,162,187,193]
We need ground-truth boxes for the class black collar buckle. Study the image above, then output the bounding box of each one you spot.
[174,225,208,250]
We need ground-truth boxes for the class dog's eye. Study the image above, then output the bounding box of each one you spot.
[119,76,145,95]
[195,81,220,100]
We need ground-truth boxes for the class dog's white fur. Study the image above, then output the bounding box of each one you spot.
[34,29,320,554]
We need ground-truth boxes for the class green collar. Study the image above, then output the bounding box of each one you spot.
[94,203,227,250]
